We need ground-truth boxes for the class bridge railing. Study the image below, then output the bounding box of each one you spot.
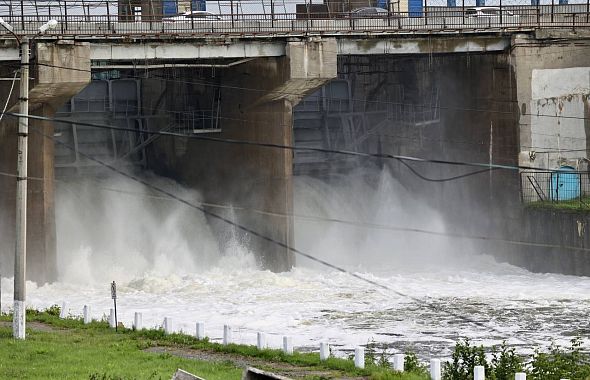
[0,5,589,37]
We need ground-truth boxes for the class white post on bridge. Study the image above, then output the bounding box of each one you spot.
[515,373,526,380]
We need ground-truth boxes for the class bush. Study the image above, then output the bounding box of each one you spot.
[442,339,489,380]
[528,337,590,380]
[490,342,524,380]
[405,351,429,376]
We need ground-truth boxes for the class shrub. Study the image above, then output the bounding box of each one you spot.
[529,337,590,380]
[442,339,489,380]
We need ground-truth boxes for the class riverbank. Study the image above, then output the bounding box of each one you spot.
[0,309,427,379]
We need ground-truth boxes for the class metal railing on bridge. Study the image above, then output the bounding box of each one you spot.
[0,4,589,37]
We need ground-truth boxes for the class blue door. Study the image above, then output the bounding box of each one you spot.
[551,166,580,201]
[408,0,422,17]
[162,0,178,15]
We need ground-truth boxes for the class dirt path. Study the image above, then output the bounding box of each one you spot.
[0,321,57,332]
[146,346,365,379]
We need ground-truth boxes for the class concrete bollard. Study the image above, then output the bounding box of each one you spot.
[108,308,116,328]
[319,342,330,361]
[393,353,405,372]
[515,373,526,380]
[59,302,68,319]
[354,347,365,369]
[474,365,485,380]
[83,305,91,324]
[223,325,232,345]
[257,332,266,350]
[134,312,143,330]
[163,317,173,334]
[283,336,293,355]
[196,322,205,340]
[430,359,441,380]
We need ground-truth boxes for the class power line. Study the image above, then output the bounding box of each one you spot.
[31,124,541,345]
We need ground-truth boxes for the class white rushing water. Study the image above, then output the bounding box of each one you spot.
[1,168,589,359]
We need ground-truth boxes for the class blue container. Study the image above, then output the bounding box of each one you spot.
[559,0,568,4]
[192,0,206,11]
[551,166,580,201]
[162,0,178,15]
[408,0,423,17]
[531,0,539,5]
[475,0,485,6]
[447,0,456,6]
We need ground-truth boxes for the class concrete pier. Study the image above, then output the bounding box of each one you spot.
[0,41,90,283]
[147,38,337,271]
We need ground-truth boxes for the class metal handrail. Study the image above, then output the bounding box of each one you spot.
[0,5,588,37]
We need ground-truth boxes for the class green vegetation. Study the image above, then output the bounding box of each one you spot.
[525,198,590,211]
[0,307,428,380]
[442,338,590,380]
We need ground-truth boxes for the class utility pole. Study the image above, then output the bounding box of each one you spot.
[13,36,29,340]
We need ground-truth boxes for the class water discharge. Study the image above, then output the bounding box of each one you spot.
[1,167,589,359]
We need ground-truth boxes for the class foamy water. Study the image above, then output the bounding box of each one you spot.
[2,254,589,359]
[1,169,589,359]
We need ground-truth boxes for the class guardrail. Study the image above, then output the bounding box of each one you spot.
[0,5,588,37]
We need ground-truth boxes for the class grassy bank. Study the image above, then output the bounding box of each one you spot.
[0,308,427,380]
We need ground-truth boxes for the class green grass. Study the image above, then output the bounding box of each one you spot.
[0,309,429,380]
[525,197,590,211]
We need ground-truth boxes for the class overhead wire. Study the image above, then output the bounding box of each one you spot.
[3,111,560,175]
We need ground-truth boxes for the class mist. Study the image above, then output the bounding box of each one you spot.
[55,173,229,284]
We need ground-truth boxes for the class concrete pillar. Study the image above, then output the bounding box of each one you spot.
[0,41,90,283]
[147,38,336,272]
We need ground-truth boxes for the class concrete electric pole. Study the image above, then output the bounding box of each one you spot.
[0,18,57,340]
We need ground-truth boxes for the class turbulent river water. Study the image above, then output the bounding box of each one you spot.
[1,169,589,359]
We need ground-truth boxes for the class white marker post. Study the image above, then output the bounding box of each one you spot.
[393,353,405,372]
[354,347,365,369]
[83,305,91,324]
[515,373,526,380]
[257,332,266,350]
[283,336,293,355]
[134,312,143,330]
[109,308,116,328]
[223,325,232,345]
[59,302,68,318]
[163,317,172,334]
[474,365,485,380]
[430,359,441,380]
[319,342,330,361]
[196,322,204,340]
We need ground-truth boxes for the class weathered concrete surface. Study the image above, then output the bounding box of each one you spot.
[0,41,90,283]
[511,33,590,170]
[146,39,337,272]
